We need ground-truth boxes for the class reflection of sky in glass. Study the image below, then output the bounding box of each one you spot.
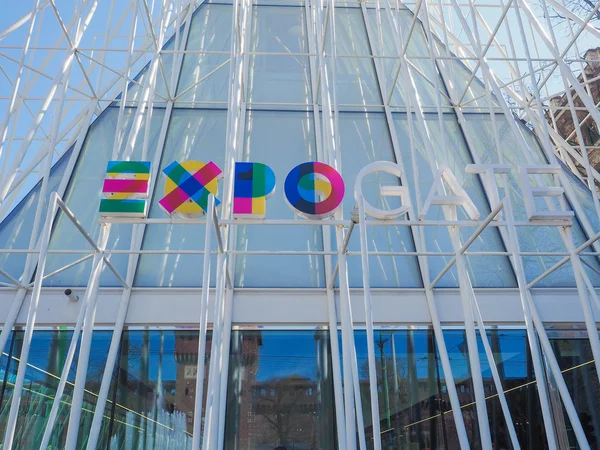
[2,329,534,389]
[253,331,320,382]
[351,329,530,385]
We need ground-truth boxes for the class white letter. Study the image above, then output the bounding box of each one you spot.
[465,164,512,219]
[419,166,480,221]
[354,161,411,219]
[518,165,574,221]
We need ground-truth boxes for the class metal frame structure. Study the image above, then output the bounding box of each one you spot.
[1,0,600,448]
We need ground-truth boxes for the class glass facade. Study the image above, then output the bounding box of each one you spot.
[2,0,600,449]
[1,2,598,289]
[0,328,598,449]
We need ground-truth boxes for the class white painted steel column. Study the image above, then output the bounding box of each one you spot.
[64,223,112,450]
[306,0,347,444]
[39,282,96,448]
[447,206,493,450]
[0,0,101,203]
[470,290,521,449]
[203,217,228,450]
[337,224,367,450]
[191,194,215,450]
[1,192,58,449]
[85,3,195,447]
[501,196,558,447]
[0,0,43,160]
[561,226,600,386]
[357,195,382,450]
[208,0,252,442]
[215,287,235,449]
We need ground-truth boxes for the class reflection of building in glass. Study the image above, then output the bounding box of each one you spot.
[547,48,600,185]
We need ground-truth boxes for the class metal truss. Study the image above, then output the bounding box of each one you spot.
[1,0,600,449]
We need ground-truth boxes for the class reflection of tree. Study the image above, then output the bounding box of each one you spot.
[254,376,314,446]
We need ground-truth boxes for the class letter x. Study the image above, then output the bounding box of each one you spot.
[159,160,222,215]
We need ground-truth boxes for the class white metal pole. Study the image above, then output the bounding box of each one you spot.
[85,1,194,444]
[64,223,111,450]
[38,283,94,449]
[1,192,58,449]
[357,195,383,450]
[215,287,235,450]
[447,206,493,450]
[561,226,600,386]
[470,291,521,449]
[191,194,215,450]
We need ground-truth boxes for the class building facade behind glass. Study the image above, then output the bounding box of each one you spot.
[1,0,600,449]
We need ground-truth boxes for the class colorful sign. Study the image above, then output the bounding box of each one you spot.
[233,162,276,218]
[99,161,151,218]
[284,162,345,219]
[99,160,572,223]
[159,160,223,218]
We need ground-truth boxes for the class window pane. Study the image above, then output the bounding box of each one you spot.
[462,113,600,287]
[325,8,382,107]
[44,107,165,287]
[0,330,113,449]
[0,148,71,283]
[177,4,232,107]
[549,328,600,448]
[247,6,312,105]
[393,113,516,288]
[224,330,337,449]
[337,111,422,288]
[135,109,227,287]
[234,110,325,288]
[351,329,547,449]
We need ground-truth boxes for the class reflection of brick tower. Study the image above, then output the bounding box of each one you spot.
[236,332,261,449]
[173,332,213,434]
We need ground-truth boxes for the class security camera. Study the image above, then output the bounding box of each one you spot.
[64,289,79,302]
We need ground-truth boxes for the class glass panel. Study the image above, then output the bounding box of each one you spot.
[44,107,165,287]
[337,111,422,288]
[548,328,600,448]
[247,6,312,106]
[176,4,232,107]
[393,113,516,288]
[433,39,500,112]
[0,329,112,449]
[103,329,212,449]
[135,109,227,287]
[234,110,325,288]
[351,328,547,450]
[124,38,177,106]
[0,148,71,283]
[224,329,337,449]
[462,113,600,287]
[325,8,382,107]
[365,8,451,110]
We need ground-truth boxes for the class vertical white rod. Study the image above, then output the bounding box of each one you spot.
[38,284,91,448]
[470,293,521,449]
[0,289,27,355]
[191,194,215,450]
[85,2,194,445]
[447,207,493,450]
[0,0,100,203]
[357,196,382,450]
[0,0,43,159]
[64,223,112,450]
[2,192,58,449]
[501,195,557,447]
[202,244,227,449]
[216,288,235,450]
[562,226,600,386]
